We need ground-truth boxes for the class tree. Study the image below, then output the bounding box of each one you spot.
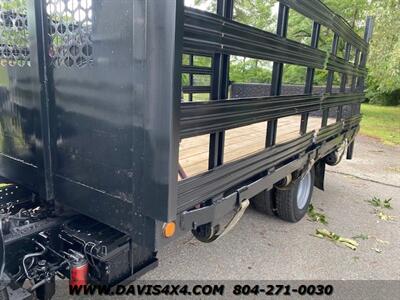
[363,0,400,104]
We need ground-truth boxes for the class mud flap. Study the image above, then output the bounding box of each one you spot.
[347,141,355,160]
[314,160,326,191]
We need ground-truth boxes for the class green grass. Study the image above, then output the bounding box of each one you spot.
[360,104,400,145]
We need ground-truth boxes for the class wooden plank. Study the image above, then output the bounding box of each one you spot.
[179,116,323,178]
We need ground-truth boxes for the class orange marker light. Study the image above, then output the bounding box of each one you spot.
[163,222,176,238]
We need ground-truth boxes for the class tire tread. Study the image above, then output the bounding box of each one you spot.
[275,169,315,223]
[251,190,275,216]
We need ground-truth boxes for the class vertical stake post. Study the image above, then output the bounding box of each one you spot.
[266,3,289,147]
[322,33,339,127]
[208,0,234,169]
[301,21,321,134]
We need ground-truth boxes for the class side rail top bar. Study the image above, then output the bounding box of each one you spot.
[183,7,366,77]
[279,0,368,53]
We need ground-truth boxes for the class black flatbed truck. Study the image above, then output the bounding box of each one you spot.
[0,0,372,299]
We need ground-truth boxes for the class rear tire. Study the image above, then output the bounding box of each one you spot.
[325,151,340,166]
[192,223,220,243]
[275,168,315,223]
[250,189,275,216]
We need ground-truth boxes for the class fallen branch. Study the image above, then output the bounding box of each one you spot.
[314,228,359,251]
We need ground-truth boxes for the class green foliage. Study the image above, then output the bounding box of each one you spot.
[367,197,393,210]
[311,0,399,105]
[182,73,189,86]
[229,57,272,83]
[307,204,328,225]
[0,0,28,48]
[367,89,400,106]
[360,104,400,145]
[233,0,276,32]
[182,54,213,86]
[287,10,312,45]
[229,1,276,84]
[0,0,26,11]
[364,0,400,103]
[313,69,326,87]
[322,0,370,37]
[283,65,307,85]
[314,0,400,104]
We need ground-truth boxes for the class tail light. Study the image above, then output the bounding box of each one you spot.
[70,258,88,287]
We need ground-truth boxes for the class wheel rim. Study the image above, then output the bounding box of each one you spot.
[296,172,311,209]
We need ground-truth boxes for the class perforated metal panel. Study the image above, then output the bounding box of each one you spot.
[46,0,93,67]
[0,0,30,67]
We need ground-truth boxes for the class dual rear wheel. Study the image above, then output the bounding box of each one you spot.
[251,168,315,223]
[193,168,315,242]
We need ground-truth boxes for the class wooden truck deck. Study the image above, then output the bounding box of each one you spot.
[179,115,327,177]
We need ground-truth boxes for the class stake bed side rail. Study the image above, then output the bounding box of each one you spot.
[177,115,361,229]
[279,0,368,52]
[178,114,361,213]
[180,92,364,138]
[184,8,367,77]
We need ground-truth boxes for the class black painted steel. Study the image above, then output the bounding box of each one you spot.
[266,3,289,148]
[357,17,374,93]
[181,52,213,102]
[180,92,365,138]
[48,0,182,238]
[183,8,367,77]
[301,22,321,134]
[1,1,184,243]
[189,54,194,102]
[322,33,340,126]
[278,0,368,53]
[177,113,360,214]
[337,42,352,121]
[0,0,372,254]
[178,111,362,215]
[180,155,310,230]
[30,0,56,204]
[181,65,213,75]
[348,17,374,159]
[0,3,53,205]
[0,1,375,295]
[208,0,233,170]
[178,133,314,212]
[182,86,212,93]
